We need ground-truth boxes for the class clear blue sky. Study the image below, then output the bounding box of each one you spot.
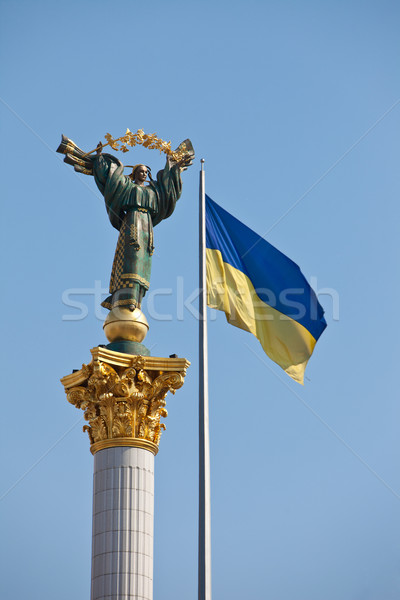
[1,1,400,599]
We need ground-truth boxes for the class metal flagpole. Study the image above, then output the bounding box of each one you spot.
[199,159,212,600]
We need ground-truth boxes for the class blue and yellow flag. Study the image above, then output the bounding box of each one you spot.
[205,195,327,384]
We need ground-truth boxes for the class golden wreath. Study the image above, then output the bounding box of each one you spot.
[94,129,188,162]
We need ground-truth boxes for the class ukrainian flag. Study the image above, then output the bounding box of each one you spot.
[205,195,327,384]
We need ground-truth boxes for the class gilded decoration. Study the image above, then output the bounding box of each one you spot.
[61,349,190,455]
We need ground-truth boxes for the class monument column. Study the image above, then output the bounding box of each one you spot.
[61,347,190,600]
[91,446,154,600]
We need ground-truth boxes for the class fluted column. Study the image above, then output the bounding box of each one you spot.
[61,347,190,600]
[91,447,154,600]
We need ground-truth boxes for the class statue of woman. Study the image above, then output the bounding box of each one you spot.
[57,136,194,312]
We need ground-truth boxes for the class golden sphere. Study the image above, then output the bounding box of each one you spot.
[103,307,149,343]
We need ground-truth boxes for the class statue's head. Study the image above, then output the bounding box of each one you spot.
[129,164,151,184]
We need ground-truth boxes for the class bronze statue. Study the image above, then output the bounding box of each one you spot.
[57,132,194,353]
[57,134,194,311]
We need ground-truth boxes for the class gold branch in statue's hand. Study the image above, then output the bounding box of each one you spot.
[81,129,189,162]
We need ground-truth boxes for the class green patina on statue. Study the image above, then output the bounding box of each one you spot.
[57,135,194,314]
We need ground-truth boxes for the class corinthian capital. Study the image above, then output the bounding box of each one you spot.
[61,347,190,455]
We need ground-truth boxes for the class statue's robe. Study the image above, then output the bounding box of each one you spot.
[93,154,182,310]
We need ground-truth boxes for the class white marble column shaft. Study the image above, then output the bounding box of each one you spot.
[91,447,154,600]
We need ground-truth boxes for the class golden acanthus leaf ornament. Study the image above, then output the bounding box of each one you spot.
[63,356,186,455]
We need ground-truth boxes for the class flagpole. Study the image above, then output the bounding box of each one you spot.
[199,159,212,600]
